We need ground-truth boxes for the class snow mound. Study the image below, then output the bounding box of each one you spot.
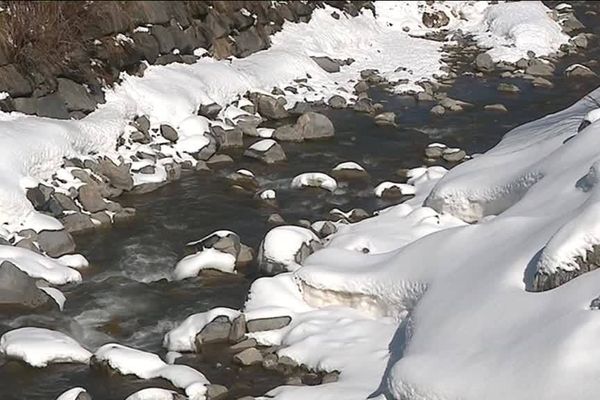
[291,172,338,192]
[172,248,236,280]
[125,388,183,400]
[93,343,208,400]
[0,327,91,367]
[0,245,81,285]
[260,226,320,270]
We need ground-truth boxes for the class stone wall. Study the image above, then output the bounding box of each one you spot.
[0,1,372,119]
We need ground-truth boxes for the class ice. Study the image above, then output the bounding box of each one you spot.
[0,327,92,367]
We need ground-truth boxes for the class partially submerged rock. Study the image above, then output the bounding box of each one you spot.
[244,139,287,164]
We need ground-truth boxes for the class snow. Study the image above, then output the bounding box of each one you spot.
[259,189,276,200]
[163,307,241,352]
[0,245,81,285]
[125,388,183,400]
[261,226,319,270]
[291,172,338,192]
[0,327,92,367]
[172,248,237,280]
[39,286,66,311]
[55,388,88,400]
[374,181,416,197]
[249,139,276,152]
[332,161,365,171]
[94,343,209,400]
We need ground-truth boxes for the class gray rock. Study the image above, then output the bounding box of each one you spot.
[98,158,134,191]
[234,27,268,58]
[439,97,472,112]
[316,221,337,238]
[36,229,75,257]
[233,347,263,366]
[484,104,508,112]
[526,60,554,77]
[311,56,340,73]
[328,95,347,109]
[247,316,292,332]
[295,112,334,140]
[425,146,444,158]
[572,33,588,48]
[47,193,79,216]
[227,172,258,192]
[0,261,51,309]
[165,163,182,182]
[229,314,247,343]
[196,135,217,161]
[230,338,257,353]
[0,65,32,97]
[353,98,374,113]
[78,185,107,213]
[15,238,40,253]
[566,64,597,78]
[134,115,151,134]
[151,24,176,54]
[132,31,160,64]
[26,184,55,210]
[188,231,240,258]
[114,207,136,223]
[422,10,449,28]
[57,78,96,112]
[374,112,396,126]
[354,80,369,93]
[561,14,584,33]
[160,124,179,142]
[206,154,234,166]
[497,83,520,93]
[532,77,554,88]
[237,244,254,268]
[442,149,466,162]
[196,318,232,345]
[267,213,286,226]
[206,384,228,400]
[273,125,303,142]
[417,92,435,102]
[61,212,95,233]
[198,103,222,119]
[474,53,494,72]
[244,141,287,164]
[285,376,302,386]
[211,126,243,149]
[236,114,262,137]
[322,371,340,384]
[256,94,289,120]
[262,353,278,370]
[430,105,445,116]
[91,211,112,226]
[37,94,70,119]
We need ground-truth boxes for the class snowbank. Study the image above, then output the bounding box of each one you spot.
[0,245,81,285]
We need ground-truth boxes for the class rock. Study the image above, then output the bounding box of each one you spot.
[561,13,584,33]
[236,244,254,268]
[198,102,222,119]
[233,348,263,366]
[212,126,243,149]
[134,115,151,134]
[91,211,112,226]
[273,124,303,142]
[36,230,75,257]
[247,316,292,332]
[353,98,374,113]
[267,213,286,226]
[354,80,369,93]
[321,371,340,384]
[189,231,240,258]
[417,92,435,102]
[442,148,466,162]
[236,114,262,137]
[196,135,218,161]
[422,10,449,28]
[565,64,597,78]
[474,53,494,72]
[328,95,347,109]
[234,27,268,58]
[160,124,179,142]
[132,31,160,63]
[0,64,32,97]
[61,212,95,233]
[230,338,257,353]
[430,105,445,116]
[374,112,396,126]
[497,83,520,93]
[15,238,40,253]
[285,376,302,386]
[262,353,278,370]
[98,158,134,191]
[316,221,337,238]
[227,171,258,192]
[526,60,554,77]
[311,56,340,73]
[424,144,446,158]
[78,185,107,213]
[484,104,508,112]
[0,261,51,309]
[206,384,228,400]
[229,315,247,343]
[57,78,96,112]
[47,193,79,216]
[256,94,288,120]
[36,94,70,119]
[244,139,287,164]
[114,207,136,223]
[303,373,321,385]
[532,76,554,88]
[295,112,334,139]
[196,318,232,345]
[26,184,55,210]
[206,154,234,166]
[278,355,298,368]
[572,33,588,48]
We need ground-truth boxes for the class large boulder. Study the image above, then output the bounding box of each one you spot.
[78,185,107,213]
[211,126,243,149]
[36,229,76,257]
[97,158,134,191]
[257,225,321,275]
[311,56,341,73]
[294,112,335,139]
[474,53,494,72]
[0,261,50,310]
[57,78,96,112]
[273,124,303,142]
[0,65,32,97]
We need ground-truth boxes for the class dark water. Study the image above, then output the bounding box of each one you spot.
[2,21,600,400]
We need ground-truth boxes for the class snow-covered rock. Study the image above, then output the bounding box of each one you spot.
[257,226,321,275]
[291,172,338,192]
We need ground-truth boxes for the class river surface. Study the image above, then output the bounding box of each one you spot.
[1,24,600,400]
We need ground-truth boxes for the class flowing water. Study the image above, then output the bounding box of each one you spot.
[2,22,600,400]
